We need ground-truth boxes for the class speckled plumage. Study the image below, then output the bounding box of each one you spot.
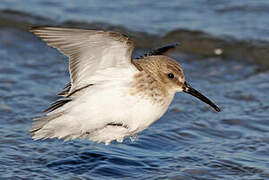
[130,56,185,105]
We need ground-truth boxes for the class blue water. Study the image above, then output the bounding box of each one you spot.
[1,0,269,41]
[0,1,269,179]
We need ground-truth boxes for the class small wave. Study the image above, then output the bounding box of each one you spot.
[216,4,269,13]
[1,9,269,69]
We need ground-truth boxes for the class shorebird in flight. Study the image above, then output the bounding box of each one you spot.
[30,27,220,145]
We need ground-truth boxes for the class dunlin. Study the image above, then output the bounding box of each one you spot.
[30,27,220,145]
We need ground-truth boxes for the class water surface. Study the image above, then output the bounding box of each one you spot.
[0,1,269,179]
[1,0,269,41]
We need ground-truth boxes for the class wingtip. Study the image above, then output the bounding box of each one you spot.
[170,42,180,48]
[29,26,43,32]
[215,106,221,112]
[174,42,180,46]
[29,26,58,33]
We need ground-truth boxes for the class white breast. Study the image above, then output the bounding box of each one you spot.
[68,82,173,144]
[41,67,175,144]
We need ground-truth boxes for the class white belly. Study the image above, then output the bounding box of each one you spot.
[64,84,174,144]
[40,67,175,144]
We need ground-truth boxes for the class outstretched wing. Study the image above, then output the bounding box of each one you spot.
[30,27,135,93]
[57,42,180,96]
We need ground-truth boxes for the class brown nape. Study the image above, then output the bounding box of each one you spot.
[132,55,184,85]
[130,55,185,103]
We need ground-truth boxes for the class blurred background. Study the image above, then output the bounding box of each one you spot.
[0,1,269,179]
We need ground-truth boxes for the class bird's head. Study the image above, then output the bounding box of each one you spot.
[134,55,220,112]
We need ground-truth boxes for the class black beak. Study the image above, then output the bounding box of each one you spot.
[183,82,221,112]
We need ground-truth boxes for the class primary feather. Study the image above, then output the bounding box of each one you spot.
[30,27,136,93]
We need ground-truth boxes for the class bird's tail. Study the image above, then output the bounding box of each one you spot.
[30,113,62,139]
[30,112,82,141]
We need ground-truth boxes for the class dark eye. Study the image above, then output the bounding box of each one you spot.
[168,73,174,79]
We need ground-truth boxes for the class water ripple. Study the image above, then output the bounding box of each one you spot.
[0,27,268,179]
